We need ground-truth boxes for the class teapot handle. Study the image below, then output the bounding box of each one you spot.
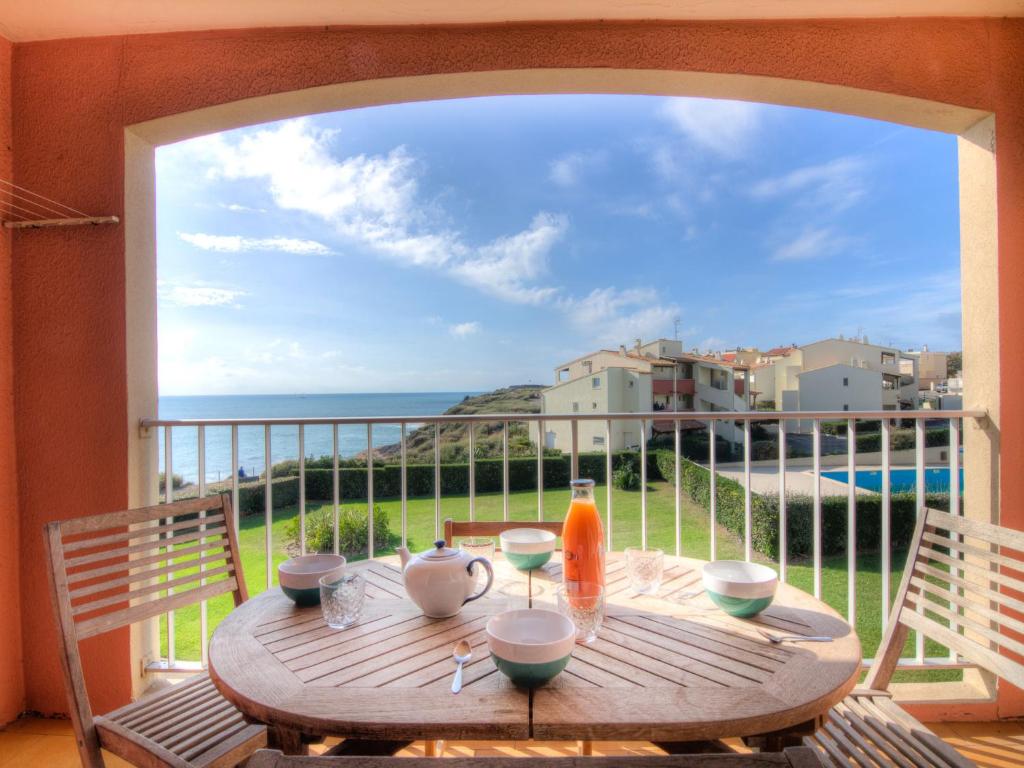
[463,557,494,605]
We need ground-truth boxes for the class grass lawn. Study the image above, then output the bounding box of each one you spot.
[162,479,955,681]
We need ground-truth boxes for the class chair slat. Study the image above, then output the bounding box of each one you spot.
[58,494,226,535]
[909,574,1024,638]
[926,507,1024,552]
[62,513,226,553]
[915,560,1024,616]
[920,530,1024,574]
[917,545,1024,596]
[443,517,563,546]
[900,607,1024,690]
[76,578,238,640]
[905,589,1024,658]
[71,563,235,616]
[67,538,229,584]
[69,550,233,599]
[64,524,229,568]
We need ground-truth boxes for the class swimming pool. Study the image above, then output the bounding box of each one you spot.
[821,467,964,494]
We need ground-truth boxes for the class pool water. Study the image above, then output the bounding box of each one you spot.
[821,467,964,494]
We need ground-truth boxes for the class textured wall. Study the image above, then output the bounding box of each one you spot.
[0,32,23,725]
[8,18,1023,717]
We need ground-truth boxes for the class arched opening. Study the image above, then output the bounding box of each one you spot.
[125,68,998,706]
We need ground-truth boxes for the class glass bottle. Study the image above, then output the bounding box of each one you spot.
[562,478,605,587]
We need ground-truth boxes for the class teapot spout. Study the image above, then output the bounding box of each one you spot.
[397,545,411,569]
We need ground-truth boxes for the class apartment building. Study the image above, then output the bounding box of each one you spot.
[747,337,919,432]
[540,339,749,451]
[903,346,949,391]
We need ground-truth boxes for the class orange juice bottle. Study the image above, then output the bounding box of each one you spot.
[562,478,605,587]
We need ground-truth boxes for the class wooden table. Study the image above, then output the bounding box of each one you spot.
[208,552,860,749]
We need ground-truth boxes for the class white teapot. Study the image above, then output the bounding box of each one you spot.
[397,540,494,618]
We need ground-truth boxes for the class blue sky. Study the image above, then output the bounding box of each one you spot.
[156,95,961,395]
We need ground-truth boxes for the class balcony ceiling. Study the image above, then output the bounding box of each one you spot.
[1,1,1021,42]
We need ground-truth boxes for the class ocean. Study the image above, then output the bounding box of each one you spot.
[158,392,478,484]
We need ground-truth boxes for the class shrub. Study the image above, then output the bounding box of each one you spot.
[653,449,956,560]
[284,505,397,557]
[158,472,185,492]
[612,463,641,491]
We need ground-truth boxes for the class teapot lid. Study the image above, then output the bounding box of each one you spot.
[420,539,461,560]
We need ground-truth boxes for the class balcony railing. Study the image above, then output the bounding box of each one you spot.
[141,408,984,673]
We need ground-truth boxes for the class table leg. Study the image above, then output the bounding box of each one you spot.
[268,726,308,756]
[743,717,821,753]
[578,740,593,755]
[424,739,444,757]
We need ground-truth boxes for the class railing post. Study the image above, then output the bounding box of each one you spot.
[605,419,613,552]
[778,420,787,583]
[571,419,579,479]
[846,418,857,628]
[812,419,822,599]
[434,424,441,540]
[469,422,476,522]
[367,424,375,558]
[231,424,239,537]
[674,419,681,557]
[264,425,272,590]
[709,419,717,562]
[163,426,175,667]
[743,419,752,562]
[298,424,306,556]
[881,417,892,631]
[399,423,407,547]
[915,416,926,663]
[640,418,648,550]
[503,421,510,522]
[198,425,208,667]
[536,419,543,522]
[333,424,340,554]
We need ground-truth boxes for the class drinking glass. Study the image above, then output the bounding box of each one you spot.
[319,572,365,629]
[460,538,495,587]
[556,583,604,644]
[625,547,664,595]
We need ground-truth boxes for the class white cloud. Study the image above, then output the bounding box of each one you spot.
[219,202,267,213]
[561,287,678,347]
[159,283,246,308]
[450,213,567,304]
[549,150,607,187]
[750,156,867,211]
[772,227,849,262]
[659,98,766,159]
[700,336,726,352]
[449,321,481,337]
[178,232,331,255]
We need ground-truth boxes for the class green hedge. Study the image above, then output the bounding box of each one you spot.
[653,450,955,560]
[239,450,657,515]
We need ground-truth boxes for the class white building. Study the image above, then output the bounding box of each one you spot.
[539,338,749,451]
[747,337,919,432]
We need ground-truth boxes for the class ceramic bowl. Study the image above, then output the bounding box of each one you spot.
[500,528,556,570]
[486,608,575,687]
[702,560,778,618]
[278,554,346,606]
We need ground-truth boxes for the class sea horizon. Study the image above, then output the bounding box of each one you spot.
[159,391,482,483]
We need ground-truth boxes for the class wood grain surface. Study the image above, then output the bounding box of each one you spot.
[209,552,860,743]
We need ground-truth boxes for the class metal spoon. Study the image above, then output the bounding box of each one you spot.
[451,640,472,694]
[758,629,833,644]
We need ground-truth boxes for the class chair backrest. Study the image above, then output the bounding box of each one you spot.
[248,747,824,767]
[443,517,564,547]
[864,506,1024,692]
[43,493,247,767]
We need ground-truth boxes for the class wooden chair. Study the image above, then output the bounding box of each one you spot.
[803,506,1024,767]
[443,518,563,547]
[248,746,824,767]
[44,493,267,768]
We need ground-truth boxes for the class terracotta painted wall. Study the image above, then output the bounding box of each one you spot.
[8,18,1023,717]
[0,32,23,725]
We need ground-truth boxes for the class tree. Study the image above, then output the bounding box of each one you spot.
[947,351,962,376]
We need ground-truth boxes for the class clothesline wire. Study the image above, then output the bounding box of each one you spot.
[0,177,92,219]
[0,195,65,220]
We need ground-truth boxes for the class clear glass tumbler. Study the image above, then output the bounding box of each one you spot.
[555,582,604,644]
[625,547,664,595]
[319,572,365,629]
[460,537,495,587]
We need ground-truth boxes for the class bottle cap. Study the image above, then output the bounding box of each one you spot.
[570,478,596,488]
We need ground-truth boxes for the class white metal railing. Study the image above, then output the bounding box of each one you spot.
[143,408,984,673]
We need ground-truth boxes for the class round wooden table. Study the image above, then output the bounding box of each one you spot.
[208,552,860,748]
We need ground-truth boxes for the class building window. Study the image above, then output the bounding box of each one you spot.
[583,360,592,374]
[592,377,600,389]
[572,402,579,412]
[843,377,849,386]
[843,404,849,411]
[592,402,598,410]
[593,436,605,446]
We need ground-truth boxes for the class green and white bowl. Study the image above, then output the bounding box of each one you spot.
[500,528,556,571]
[278,554,346,606]
[702,560,778,618]
[486,609,575,688]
